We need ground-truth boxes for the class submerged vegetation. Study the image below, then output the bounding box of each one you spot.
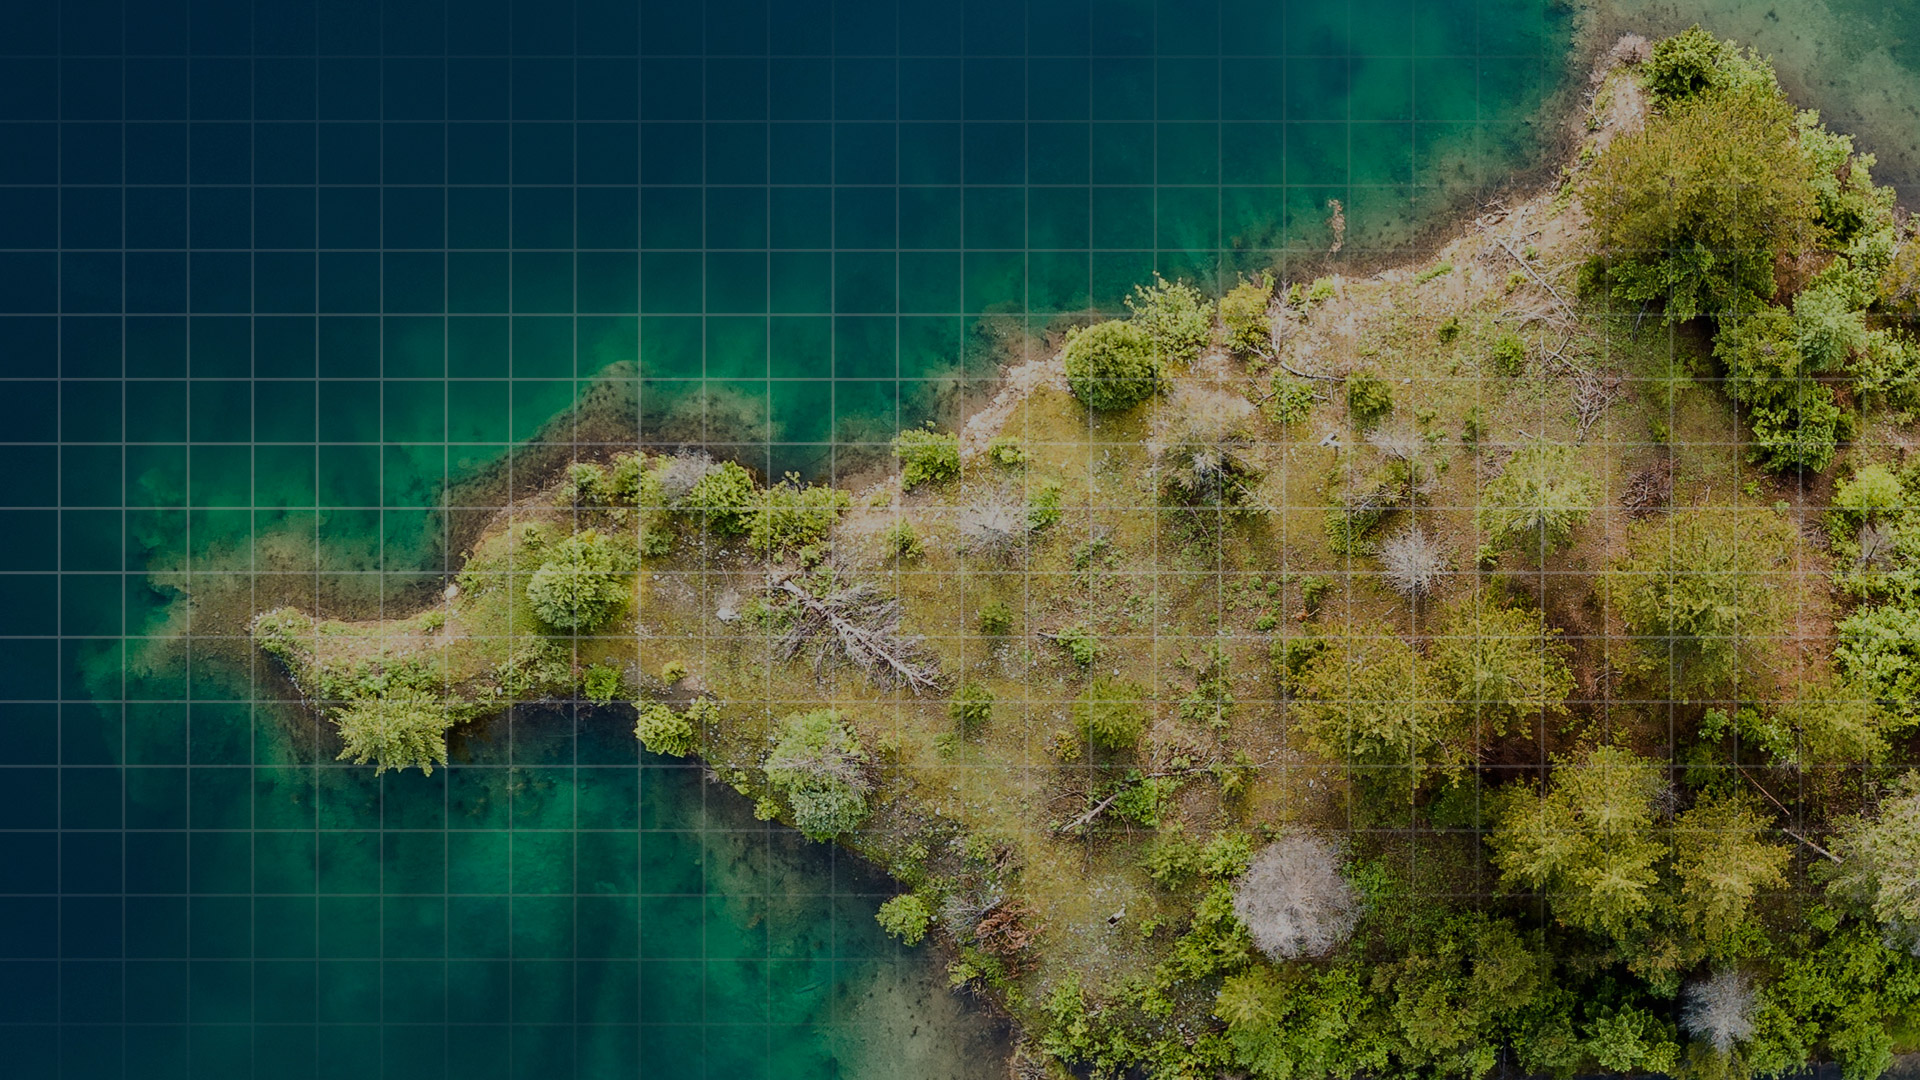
[248,28,1920,1080]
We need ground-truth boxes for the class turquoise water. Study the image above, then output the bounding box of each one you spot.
[0,0,1592,1075]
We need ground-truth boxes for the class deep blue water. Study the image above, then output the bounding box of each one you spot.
[0,1,1577,1076]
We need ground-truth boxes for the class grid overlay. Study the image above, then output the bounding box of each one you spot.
[0,1,1598,1078]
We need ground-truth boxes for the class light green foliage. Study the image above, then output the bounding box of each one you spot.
[880,519,921,558]
[1290,625,1462,774]
[1026,481,1063,530]
[1489,332,1526,375]
[1268,375,1316,424]
[1219,274,1274,354]
[1475,442,1599,554]
[949,682,993,734]
[1643,26,1774,107]
[1837,603,1920,715]
[1054,624,1099,666]
[1429,595,1575,738]
[1063,318,1161,411]
[1585,1006,1680,1075]
[765,709,872,841]
[1829,771,1920,952]
[891,425,961,490]
[1372,915,1546,1080]
[1712,679,1895,767]
[1074,677,1147,751]
[977,598,1014,636]
[679,460,759,536]
[1216,965,1380,1080]
[582,662,622,704]
[1109,770,1178,828]
[1614,508,1792,692]
[1346,371,1394,423]
[1415,262,1455,286]
[1834,464,1905,525]
[1489,746,1667,940]
[525,530,631,631]
[634,700,698,758]
[1672,791,1790,951]
[876,893,933,946]
[749,474,850,556]
[1143,827,1256,889]
[1771,924,1920,1080]
[1125,274,1216,364]
[985,435,1028,467]
[1176,640,1235,730]
[1582,80,1815,321]
[333,690,461,776]
[1715,304,1846,473]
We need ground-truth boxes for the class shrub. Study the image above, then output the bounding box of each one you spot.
[1672,791,1790,949]
[949,682,993,734]
[750,474,850,556]
[1054,624,1099,667]
[1268,375,1317,424]
[1436,314,1462,342]
[877,893,933,946]
[1346,371,1393,423]
[1219,274,1274,354]
[1125,274,1215,364]
[1063,319,1161,411]
[333,690,461,775]
[1643,25,1772,106]
[986,436,1028,467]
[978,599,1014,636]
[1074,677,1148,751]
[1489,332,1526,375]
[1615,507,1792,692]
[1289,626,1460,774]
[766,709,872,841]
[680,460,759,536]
[1837,603,1920,715]
[582,663,622,704]
[525,530,631,632]
[892,425,961,490]
[1834,464,1905,526]
[634,701,697,758]
[1476,441,1599,555]
[1027,481,1064,530]
[880,519,921,558]
[1230,834,1361,960]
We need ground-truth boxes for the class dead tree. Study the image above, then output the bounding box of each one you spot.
[773,576,942,693]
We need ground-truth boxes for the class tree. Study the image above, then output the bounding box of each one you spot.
[1290,626,1460,774]
[1429,595,1575,739]
[765,709,873,841]
[1581,80,1817,321]
[1489,745,1667,940]
[877,893,933,945]
[1074,677,1148,751]
[1714,291,1856,474]
[1836,603,1920,717]
[891,424,961,491]
[1828,770,1920,954]
[1063,318,1161,411]
[1643,26,1773,107]
[1614,508,1793,693]
[333,690,460,776]
[525,530,631,632]
[1476,442,1599,555]
[1230,833,1361,960]
[634,700,699,757]
[1125,274,1215,364]
[1672,791,1790,952]
[678,460,759,536]
[748,474,850,556]
[1219,274,1274,354]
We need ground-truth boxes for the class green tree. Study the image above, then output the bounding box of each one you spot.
[1614,508,1794,693]
[679,460,759,536]
[1836,603,1920,716]
[1429,595,1575,739]
[766,709,872,841]
[1828,770,1920,953]
[634,700,701,758]
[1290,625,1461,775]
[1489,745,1667,940]
[949,682,993,734]
[1125,273,1215,364]
[525,530,631,632]
[1672,791,1790,953]
[333,690,461,776]
[876,893,933,945]
[1643,25,1773,107]
[891,424,961,490]
[1063,319,1161,411]
[1074,678,1148,751]
[1475,442,1599,555]
[749,474,850,556]
[1582,80,1816,321]
[1219,274,1275,355]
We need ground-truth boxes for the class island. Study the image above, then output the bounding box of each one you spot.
[248,29,1920,1080]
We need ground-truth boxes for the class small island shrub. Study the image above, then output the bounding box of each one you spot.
[766,709,872,841]
[525,530,631,632]
[876,893,934,946]
[1490,332,1526,375]
[949,682,993,734]
[1219,274,1274,354]
[1126,274,1216,364]
[333,691,463,776]
[679,461,759,536]
[634,701,697,758]
[1074,677,1148,751]
[1053,624,1099,666]
[881,519,922,558]
[1027,482,1064,530]
[1346,372,1393,424]
[582,663,622,704]
[986,436,1028,467]
[750,474,850,556]
[1476,442,1600,555]
[1063,319,1161,411]
[978,599,1014,636]
[1268,375,1317,424]
[892,425,961,490]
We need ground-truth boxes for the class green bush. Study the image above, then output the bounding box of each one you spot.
[1346,371,1393,423]
[1053,624,1099,666]
[333,691,462,776]
[680,461,760,536]
[1615,508,1793,692]
[1475,441,1600,554]
[892,425,961,490]
[1429,595,1575,738]
[949,682,993,734]
[1125,274,1215,364]
[1074,677,1148,751]
[766,709,872,840]
[634,701,698,757]
[1837,603,1920,715]
[1643,25,1772,106]
[1834,464,1905,526]
[525,530,631,632]
[1027,481,1064,530]
[881,519,922,558]
[1268,375,1316,425]
[1436,314,1462,342]
[978,599,1014,636]
[582,663,623,704]
[1489,332,1526,375]
[876,893,933,946]
[750,474,850,556]
[1063,319,1161,411]
[1219,274,1274,354]
[986,435,1028,467]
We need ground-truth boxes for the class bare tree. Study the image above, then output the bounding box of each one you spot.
[1681,969,1757,1052]
[656,451,719,500]
[1379,526,1447,599]
[773,575,942,692]
[1231,834,1361,960]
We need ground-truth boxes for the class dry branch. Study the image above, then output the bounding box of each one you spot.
[774,577,942,693]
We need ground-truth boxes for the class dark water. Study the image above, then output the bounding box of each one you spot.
[0,1,1579,1076]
